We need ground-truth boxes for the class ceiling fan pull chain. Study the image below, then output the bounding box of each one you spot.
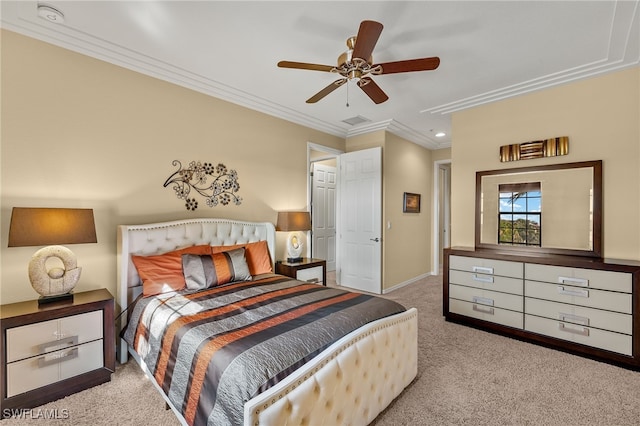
[346,81,350,107]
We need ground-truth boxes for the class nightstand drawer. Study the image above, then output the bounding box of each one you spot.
[296,266,323,283]
[7,310,103,363]
[7,339,104,397]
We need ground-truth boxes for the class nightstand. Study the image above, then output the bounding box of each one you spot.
[0,289,115,417]
[276,258,327,286]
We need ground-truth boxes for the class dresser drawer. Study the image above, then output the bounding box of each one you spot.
[450,284,523,312]
[525,280,632,314]
[7,310,103,363]
[525,298,632,335]
[296,266,323,283]
[449,298,523,329]
[449,270,523,295]
[525,314,632,356]
[525,263,632,293]
[450,255,523,278]
[7,339,104,397]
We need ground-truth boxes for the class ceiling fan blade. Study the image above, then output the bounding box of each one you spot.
[278,61,335,73]
[352,20,383,61]
[376,57,441,74]
[358,77,389,104]
[306,79,347,103]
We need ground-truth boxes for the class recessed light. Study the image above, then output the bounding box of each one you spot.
[37,4,65,24]
[435,132,446,138]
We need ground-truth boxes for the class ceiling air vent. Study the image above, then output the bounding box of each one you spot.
[341,115,371,126]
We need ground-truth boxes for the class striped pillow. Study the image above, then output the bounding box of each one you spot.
[182,248,252,290]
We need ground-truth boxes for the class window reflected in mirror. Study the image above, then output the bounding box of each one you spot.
[498,182,541,246]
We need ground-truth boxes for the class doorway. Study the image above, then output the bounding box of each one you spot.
[307,143,383,294]
[433,160,451,275]
[311,160,337,271]
[307,143,343,272]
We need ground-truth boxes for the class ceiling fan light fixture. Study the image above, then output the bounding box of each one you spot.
[278,20,439,105]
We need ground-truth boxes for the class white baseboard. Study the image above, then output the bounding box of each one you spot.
[383,272,434,294]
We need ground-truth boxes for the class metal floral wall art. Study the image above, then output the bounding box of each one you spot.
[164,160,242,211]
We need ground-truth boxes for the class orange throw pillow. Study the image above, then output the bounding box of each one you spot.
[211,240,272,275]
[132,245,212,296]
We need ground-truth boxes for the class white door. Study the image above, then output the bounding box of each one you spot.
[312,163,337,271]
[337,147,382,294]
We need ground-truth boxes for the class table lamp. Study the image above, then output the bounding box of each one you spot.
[276,211,311,263]
[8,207,97,305]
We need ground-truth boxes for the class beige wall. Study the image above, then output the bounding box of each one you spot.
[451,67,640,260]
[1,30,439,303]
[432,147,451,162]
[383,133,433,288]
[0,30,344,304]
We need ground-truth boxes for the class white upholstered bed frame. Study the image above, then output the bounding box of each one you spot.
[116,218,418,426]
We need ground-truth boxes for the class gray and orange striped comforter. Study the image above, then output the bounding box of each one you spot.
[122,274,406,426]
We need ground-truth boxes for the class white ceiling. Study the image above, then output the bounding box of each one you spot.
[2,1,638,149]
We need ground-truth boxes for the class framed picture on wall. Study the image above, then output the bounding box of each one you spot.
[403,192,421,213]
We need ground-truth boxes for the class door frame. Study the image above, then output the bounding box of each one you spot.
[432,159,452,275]
[306,142,344,259]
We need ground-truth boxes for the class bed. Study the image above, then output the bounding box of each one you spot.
[116,218,417,426]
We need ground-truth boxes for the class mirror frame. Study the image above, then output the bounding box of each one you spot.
[475,160,602,258]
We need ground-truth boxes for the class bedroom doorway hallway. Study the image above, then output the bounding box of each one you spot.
[433,159,451,275]
[307,143,342,273]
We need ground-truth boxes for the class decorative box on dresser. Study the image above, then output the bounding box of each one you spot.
[0,289,115,417]
[444,248,640,370]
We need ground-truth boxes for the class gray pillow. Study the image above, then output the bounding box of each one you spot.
[182,247,252,290]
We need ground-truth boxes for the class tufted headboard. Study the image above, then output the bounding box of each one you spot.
[116,217,276,362]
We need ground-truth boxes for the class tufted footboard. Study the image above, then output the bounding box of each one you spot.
[244,307,418,426]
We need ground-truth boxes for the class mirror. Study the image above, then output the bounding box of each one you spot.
[476,160,602,257]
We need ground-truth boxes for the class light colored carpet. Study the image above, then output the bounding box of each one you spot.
[4,274,640,425]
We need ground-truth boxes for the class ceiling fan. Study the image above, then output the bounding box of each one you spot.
[278,20,440,104]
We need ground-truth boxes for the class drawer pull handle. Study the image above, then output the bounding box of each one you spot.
[558,323,590,337]
[472,266,493,275]
[38,335,78,354]
[472,296,494,306]
[557,286,589,298]
[559,312,590,326]
[472,304,495,315]
[558,276,589,287]
[38,347,78,368]
[472,274,494,283]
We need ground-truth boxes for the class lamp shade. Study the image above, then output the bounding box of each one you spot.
[8,207,97,247]
[276,211,311,232]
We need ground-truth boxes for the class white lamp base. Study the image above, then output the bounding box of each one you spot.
[28,245,81,298]
[286,231,304,263]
